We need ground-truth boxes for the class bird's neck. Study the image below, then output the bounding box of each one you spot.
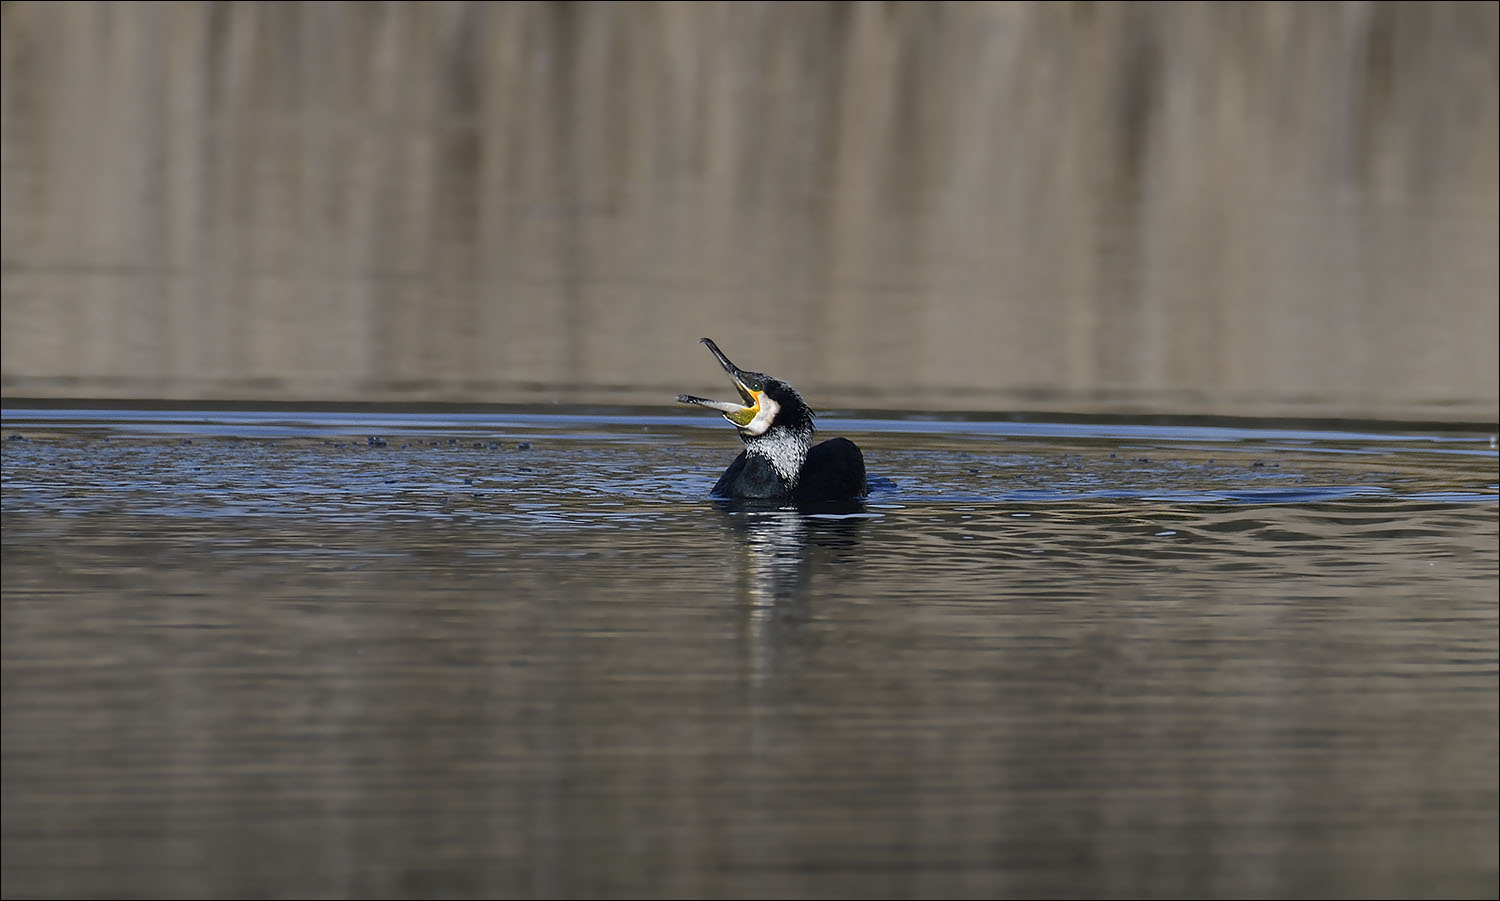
[743,424,814,487]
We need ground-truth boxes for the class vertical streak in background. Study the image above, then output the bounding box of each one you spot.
[0,2,1495,419]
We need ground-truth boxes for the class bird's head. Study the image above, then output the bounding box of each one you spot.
[676,338,815,442]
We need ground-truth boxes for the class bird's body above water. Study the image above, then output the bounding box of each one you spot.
[677,338,867,504]
[710,435,868,504]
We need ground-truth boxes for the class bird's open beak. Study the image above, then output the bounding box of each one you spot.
[676,338,763,427]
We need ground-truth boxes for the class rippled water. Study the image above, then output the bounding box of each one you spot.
[3,408,1497,899]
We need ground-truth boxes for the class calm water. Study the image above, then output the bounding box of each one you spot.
[3,408,1497,899]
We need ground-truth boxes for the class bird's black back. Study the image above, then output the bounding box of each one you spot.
[791,437,867,503]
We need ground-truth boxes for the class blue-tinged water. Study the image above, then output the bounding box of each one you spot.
[3,408,1497,899]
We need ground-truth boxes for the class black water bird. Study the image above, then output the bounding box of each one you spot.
[677,338,867,503]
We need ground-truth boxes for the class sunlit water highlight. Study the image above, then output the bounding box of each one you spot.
[3,408,1497,899]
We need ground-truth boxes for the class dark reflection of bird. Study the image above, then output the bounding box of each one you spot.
[677,338,867,503]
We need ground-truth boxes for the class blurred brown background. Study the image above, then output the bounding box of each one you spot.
[2,2,1496,420]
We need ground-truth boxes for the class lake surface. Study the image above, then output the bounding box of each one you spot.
[3,407,1497,899]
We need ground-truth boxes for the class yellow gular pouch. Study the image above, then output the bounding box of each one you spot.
[724,392,761,427]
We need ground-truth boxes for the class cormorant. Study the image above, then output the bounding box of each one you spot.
[677,338,867,503]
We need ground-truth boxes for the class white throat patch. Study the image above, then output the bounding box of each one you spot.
[746,425,810,486]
